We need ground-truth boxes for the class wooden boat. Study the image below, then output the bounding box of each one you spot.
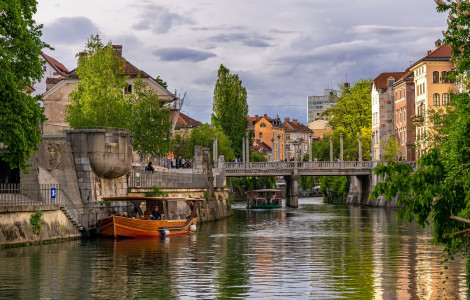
[95,196,204,238]
[246,189,283,209]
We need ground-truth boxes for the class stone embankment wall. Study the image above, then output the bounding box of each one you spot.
[0,209,80,247]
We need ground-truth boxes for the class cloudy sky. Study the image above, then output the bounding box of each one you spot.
[36,0,447,124]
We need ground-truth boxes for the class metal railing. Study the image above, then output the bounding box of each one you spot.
[224,161,373,170]
[0,183,64,208]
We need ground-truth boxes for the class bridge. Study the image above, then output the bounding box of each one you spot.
[220,160,373,208]
[223,161,372,177]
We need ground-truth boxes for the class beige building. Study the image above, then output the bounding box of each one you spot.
[42,45,179,135]
[409,40,454,158]
[307,119,332,140]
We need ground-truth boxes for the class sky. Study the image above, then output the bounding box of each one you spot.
[36,0,448,125]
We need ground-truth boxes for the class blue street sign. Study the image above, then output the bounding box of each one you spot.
[51,187,56,199]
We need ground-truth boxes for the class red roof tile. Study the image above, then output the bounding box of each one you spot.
[281,119,312,133]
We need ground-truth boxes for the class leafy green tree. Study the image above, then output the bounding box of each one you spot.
[380,135,401,163]
[211,64,248,157]
[322,79,372,138]
[67,35,172,156]
[189,124,235,161]
[372,0,470,279]
[67,35,129,129]
[171,133,192,158]
[0,0,50,171]
[130,79,173,157]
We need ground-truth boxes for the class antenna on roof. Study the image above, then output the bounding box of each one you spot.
[344,74,350,88]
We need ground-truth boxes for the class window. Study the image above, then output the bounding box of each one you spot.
[442,71,449,83]
[433,71,439,83]
[442,93,450,105]
[400,110,402,123]
[286,134,290,140]
[259,132,263,138]
[404,109,406,120]
[43,66,47,72]
[124,84,132,94]
[433,93,440,106]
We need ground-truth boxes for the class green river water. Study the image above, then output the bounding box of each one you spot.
[0,198,467,299]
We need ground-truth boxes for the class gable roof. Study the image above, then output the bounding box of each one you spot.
[67,59,151,80]
[282,119,312,133]
[176,112,202,127]
[41,53,69,76]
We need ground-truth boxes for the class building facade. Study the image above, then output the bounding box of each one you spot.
[307,89,337,123]
[371,72,405,161]
[282,118,313,160]
[409,41,454,158]
[392,71,416,161]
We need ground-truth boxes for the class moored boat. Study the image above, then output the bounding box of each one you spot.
[96,196,204,238]
[246,189,283,209]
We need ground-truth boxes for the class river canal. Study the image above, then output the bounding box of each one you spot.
[0,198,468,299]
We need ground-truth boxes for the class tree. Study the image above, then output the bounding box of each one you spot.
[322,79,372,138]
[66,35,173,157]
[211,64,248,157]
[67,35,130,129]
[372,0,470,279]
[0,0,50,171]
[130,79,173,157]
[189,124,235,161]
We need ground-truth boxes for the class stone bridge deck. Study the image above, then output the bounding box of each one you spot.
[224,161,373,177]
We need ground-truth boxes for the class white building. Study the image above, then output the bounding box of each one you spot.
[371,72,405,161]
[31,53,69,97]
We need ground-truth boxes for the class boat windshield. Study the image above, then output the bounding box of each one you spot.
[167,201,191,220]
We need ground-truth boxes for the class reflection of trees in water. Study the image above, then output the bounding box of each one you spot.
[0,204,466,298]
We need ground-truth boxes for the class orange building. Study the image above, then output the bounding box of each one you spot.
[247,114,286,161]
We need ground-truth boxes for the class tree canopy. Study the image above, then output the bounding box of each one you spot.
[322,79,372,138]
[189,124,235,162]
[211,64,248,157]
[66,35,172,157]
[0,0,50,171]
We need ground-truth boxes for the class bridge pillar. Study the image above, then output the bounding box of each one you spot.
[340,133,344,162]
[246,132,249,166]
[242,137,246,163]
[284,175,299,208]
[308,135,312,162]
[358,133,362,162]
[330,137,333,162]
[213,134,218,167]
[271,138,275,161]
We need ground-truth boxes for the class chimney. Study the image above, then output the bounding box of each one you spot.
[264,114,268,118]
[255,114,258,119]
[293,118,298,123]
[435,39,442,49]
[78,52,87,57]
[284,117,290,122]
[112,45,123,57]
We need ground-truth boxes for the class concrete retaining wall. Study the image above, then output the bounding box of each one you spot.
[0,209,81,247]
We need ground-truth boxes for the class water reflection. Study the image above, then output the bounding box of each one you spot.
[0,198,467,299]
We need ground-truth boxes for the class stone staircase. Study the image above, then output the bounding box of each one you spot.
[60,206,84,231]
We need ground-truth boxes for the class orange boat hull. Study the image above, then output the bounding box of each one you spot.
[96,216,197,238]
